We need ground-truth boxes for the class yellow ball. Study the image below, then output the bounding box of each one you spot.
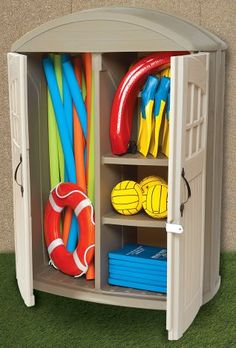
[111,180,143,215]
[142,183,168,219]
[140,176,167,192]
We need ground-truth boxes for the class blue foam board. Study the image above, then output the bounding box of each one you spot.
[109,258,166,272]
[109,264,166,275]
[108,244,167,266]
[109,268,166,283]
[109,272,166,286]
[108,277,167,293]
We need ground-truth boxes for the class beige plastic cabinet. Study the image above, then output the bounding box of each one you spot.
[7,7,226,340]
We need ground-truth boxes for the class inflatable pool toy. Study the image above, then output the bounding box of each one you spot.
[44,183,95,277]
[137,75,160,157]
[111,180,143,215]
[110,52,186,155]
[142,181,168,219]
[149,76,170,158]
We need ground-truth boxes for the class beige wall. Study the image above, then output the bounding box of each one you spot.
[0,0,235,251]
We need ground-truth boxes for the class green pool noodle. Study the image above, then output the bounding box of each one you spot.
[82,70,87,101]
[54,54,65,182]
[87,74,95,205]
[48,89,60,188]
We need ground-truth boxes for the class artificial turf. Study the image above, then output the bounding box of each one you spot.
[0,253,235,347]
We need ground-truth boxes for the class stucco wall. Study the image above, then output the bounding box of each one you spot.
[0,0,235,251]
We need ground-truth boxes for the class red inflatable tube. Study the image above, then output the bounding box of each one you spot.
[44,183,95,277]
[110,52,187,155]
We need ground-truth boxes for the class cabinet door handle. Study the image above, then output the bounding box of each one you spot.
[180,168,191,217]
[14,154,24,197]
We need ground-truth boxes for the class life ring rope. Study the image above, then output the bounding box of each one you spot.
[73,249,88,274]
[72,242,96,277]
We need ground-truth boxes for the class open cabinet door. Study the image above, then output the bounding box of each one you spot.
[167,53,209,340]
[7,53,34,307]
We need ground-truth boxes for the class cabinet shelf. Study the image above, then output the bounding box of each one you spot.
[102,152,168,166]
[102,211,166,228]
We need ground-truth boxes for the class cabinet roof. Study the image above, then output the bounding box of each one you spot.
[12,7,227,52]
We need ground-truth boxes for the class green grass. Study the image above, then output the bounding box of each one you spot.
[0,253,235,347]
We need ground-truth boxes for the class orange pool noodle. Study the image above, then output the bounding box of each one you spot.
[74,53,95,280]
[81,53,92,180]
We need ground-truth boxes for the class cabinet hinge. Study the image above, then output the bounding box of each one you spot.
[166,223,183,234]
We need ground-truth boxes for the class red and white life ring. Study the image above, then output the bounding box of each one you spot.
[44,182,95,277]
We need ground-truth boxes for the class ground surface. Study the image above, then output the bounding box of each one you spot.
[0,253,235,347]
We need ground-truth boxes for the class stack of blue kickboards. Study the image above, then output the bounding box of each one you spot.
[108,244,167,293]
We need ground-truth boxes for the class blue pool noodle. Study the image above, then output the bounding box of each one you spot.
[67,214,79,252]
[62,55,88,252]
[43,57,78,252]
[63,73,73,145]
[62,55,87,139]
[62,69,79,252]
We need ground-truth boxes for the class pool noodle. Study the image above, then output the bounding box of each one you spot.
[52,54,65,237]
[62,61,79,252]
[73,58,87,171]
[42,57,76,184]
[62,105,86,249]
[82,72,87,170]
[47,88,60,188]
[74,56,94,280]
[62,55,87,139]
[56,58,78,251]
[63,58,85,249]
[73,59,86,192]
[73,57,83,87]
[83,55,95,280]
[62,73,73,145]
[87,74,95,206]
[82,71,87,101]
[53,54,65,182]
[82,54,92,182]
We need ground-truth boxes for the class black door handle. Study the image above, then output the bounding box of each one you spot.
[14,154,24,197]
[180,168,191,217]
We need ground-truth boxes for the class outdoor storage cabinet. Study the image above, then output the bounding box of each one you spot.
[7,7,226,340]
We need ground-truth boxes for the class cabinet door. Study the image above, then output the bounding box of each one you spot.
[167,53,209,340]
[7,53,34,306]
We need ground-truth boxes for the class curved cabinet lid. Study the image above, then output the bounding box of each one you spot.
[12,7,227,53]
